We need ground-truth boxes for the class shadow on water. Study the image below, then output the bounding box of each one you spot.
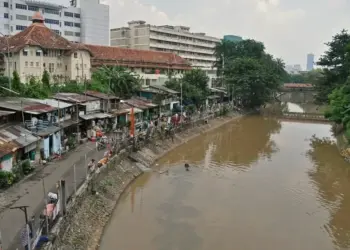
[307,136,350,249]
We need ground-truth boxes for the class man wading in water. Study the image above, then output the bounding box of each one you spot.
[185,163,190,171]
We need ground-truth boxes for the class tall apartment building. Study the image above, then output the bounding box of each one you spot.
[0,0,109,45]
[110,21,220,87]
[306,53,314,71]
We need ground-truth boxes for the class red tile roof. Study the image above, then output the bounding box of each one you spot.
[0,12,90,54]
[85,44,191,70]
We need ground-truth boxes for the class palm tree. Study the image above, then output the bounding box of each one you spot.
[92,65,141,98]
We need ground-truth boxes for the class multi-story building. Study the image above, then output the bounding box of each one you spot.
[223,35,242,42]
[110,21,220,87]
[306,53,314,71]
[0,12,191,84]
[0,0,109,45]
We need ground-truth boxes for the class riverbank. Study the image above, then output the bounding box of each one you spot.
[46,113,242,250]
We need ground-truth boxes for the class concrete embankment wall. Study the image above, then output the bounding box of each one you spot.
[46,115,240,250]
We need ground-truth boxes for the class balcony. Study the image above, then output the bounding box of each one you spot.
[149,33,217,49]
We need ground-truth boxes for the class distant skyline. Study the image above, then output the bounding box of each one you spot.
[53,0,349,67]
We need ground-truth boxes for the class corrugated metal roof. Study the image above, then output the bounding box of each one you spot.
[0,125,39,148]
[53,93,99,103]
[80,113,112,120]
[0,98,55,114]
[0,110,15,117]
[27,98,73,109]
[84,91,119,100]
[0,139,18,158]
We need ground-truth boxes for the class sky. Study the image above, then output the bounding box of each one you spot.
[70,0,350,69]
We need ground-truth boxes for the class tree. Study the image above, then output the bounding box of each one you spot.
[12,70,21,92]
[216,39,285,107]
[314,30,350,103]
[92,66,141,98]
[42,69,50,90]
[225,57,280,108]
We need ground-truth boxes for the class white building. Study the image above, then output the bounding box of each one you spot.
[110,21,220,87]
[285,64,302,75]
[0,0,109,45]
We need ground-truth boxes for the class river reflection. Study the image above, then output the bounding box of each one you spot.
[100,116,350,250]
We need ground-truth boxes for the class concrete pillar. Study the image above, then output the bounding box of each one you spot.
[59,180,67,216]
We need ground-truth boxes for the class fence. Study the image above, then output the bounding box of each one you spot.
[8,103,236,250]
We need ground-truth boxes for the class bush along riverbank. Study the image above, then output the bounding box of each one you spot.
[44,111,242,250]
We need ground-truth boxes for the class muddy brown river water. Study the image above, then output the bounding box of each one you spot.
[100,115,350,250]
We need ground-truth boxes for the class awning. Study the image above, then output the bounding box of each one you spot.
[80,113,112,120]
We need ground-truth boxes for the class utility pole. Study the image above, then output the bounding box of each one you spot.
[180,81,183,118]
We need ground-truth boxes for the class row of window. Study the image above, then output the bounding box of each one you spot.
[64,31,80,37]
[63,21,80,27]
[64,12,80,18]
[3,2,80,18]
[24,62,88,71]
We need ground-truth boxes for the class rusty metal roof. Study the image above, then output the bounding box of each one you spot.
[53,93,99,103]
[0,98,55,114]
[0,125,39,149]
[84,90,119,100]
[0,139,18,158]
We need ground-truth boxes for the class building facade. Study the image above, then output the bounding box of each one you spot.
[306,53,314,71]
[110,21,220,87]
[0,0,109,45]
[0,12,191,84]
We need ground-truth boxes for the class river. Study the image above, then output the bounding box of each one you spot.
[99,111,350,250]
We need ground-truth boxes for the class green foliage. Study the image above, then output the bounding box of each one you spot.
[12,70,21,92]
[217,39,285,108]
[314,30,350,103]
[0,170,16,189]
[165,69,209,107]
[92,66,141,98]
[283,70,323,84]
[42,69,50,90]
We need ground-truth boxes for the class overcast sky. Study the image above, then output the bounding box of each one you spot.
[70,0,350,69]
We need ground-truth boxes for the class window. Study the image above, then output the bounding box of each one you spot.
[36,62,39,67]
[74,23,80,28]
[10,26,13,32]
[27,5,38,11]
[45,8,59,15]
[25,61,28,67]
[51,29,60,35]
[64,21,73,27]
[4,13,8,19]
[16,25,26,31]
[36,50,41,56]
[65,65,67,71]
[4,2,8,7]
[75,32,80,37]
[30,62,33,67]
[49,63,54,73]
[16,14,27,20]
[64,12,73,17]
[64,31,73,36]
[15,3,27,10]
[74,52,77,58]
[74,13,80,18]
[23,50,28,56]
[45,19,59,25]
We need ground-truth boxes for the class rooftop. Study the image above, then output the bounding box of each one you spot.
[26,98,73,109]
[85,44,191,70]
[84,90,119,100]
[145,84,179,95]
[53,93,99,103]
[0,98,55,115]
